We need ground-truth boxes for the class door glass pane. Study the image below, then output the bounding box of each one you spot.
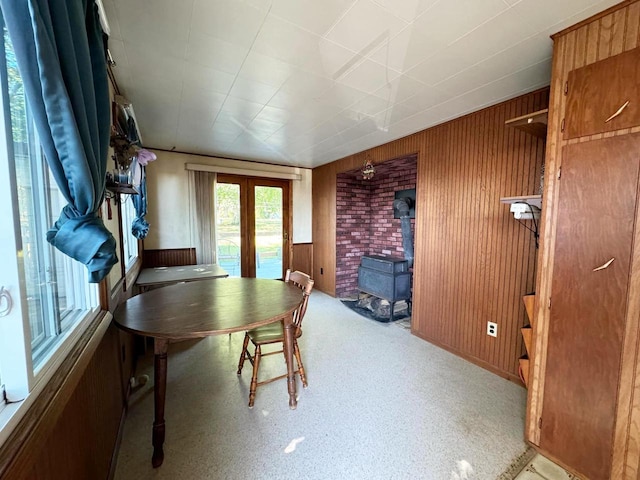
[215,183,241,277]
[254,186,282,279]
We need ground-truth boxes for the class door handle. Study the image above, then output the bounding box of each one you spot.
[284,232,289,241]
[0,286,12,317]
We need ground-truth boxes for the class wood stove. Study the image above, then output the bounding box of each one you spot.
[357,255,412,322]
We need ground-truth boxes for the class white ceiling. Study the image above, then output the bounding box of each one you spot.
[104,0,619,168]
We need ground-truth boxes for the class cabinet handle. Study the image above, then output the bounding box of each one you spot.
[605,101,630,123]
[593,258,615,272]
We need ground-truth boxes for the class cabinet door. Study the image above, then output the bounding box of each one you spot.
[540,134,640,480]
[564,47,640,139]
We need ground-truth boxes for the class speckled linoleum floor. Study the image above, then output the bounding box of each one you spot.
[114,291,532,480]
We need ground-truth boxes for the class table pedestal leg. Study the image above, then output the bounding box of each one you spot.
[152,338,168,468]
[283,312,298,410]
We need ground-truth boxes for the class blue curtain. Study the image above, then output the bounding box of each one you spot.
[131,166,149,239]
[0,0,117,282]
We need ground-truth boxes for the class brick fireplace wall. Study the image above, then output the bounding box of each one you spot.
[335,156,417,298]
[336,176,370,297]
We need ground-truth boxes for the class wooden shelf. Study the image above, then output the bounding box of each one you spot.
[520,294,536,388]
[106,182,138,195]
[505,108,548,139]
[519,357,530,386]
[500,195,542,209]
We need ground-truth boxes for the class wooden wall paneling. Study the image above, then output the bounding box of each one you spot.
[490,104,503,368]
[506,99,524,374]
[312,163,337,294]
[291,243,313,277]
[586,20,600,64]
[465,114,479,361]
[142,247,196,268]
[610,8,626,55]
[314,89,547,381]
[370,92,546,379]
[502,101,518,373]
[411,131,428,338]
[453,118,466,354]
[118,329,135,394]
[626,2,640,51]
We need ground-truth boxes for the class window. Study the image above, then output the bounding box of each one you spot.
[120,194,139,268]
[0,12,98,409]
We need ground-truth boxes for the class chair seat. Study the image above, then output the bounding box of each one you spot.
[248,322,301,345]
[248,322,284,344]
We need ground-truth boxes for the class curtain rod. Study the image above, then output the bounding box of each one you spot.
[185,163,302,181]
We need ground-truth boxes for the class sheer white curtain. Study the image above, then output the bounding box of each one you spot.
[189,170,217,264]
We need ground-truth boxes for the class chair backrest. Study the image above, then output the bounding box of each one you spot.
[284,269,314,333]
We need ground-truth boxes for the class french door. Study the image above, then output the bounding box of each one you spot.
[215,175,290,279]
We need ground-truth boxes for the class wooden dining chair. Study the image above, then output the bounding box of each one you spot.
[237,269,314,408]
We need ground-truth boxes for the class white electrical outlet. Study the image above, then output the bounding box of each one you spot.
[487,321,498,337]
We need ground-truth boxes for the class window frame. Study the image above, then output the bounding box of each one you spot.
[0,11,104,446]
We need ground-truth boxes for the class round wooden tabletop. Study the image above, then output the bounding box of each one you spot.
[114,278,302,339]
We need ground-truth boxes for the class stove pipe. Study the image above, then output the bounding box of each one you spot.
[393,197,414,268]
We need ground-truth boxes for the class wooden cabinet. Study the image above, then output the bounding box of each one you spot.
[540,134,640,480]
[564,47,640,139]
[527,2,640,479]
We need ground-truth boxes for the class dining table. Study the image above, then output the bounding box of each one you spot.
[135,263,229,292]
[113,277,303,468]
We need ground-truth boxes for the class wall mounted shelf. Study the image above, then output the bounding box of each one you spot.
[501,195,542,247]
[500,195,542,210]
[106,182,138,195]
[505,108,548,139]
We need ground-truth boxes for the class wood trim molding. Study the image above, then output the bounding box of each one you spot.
[0,312,113,479]
[124,257,142,295]
[99,277,110,312]
[109,276,126,314]
[611,170,640,479]
[525,34,568,448]
[108,256,142,313]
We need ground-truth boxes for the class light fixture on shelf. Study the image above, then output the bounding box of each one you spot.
[510,202,541,220]
[361,156,375,180]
